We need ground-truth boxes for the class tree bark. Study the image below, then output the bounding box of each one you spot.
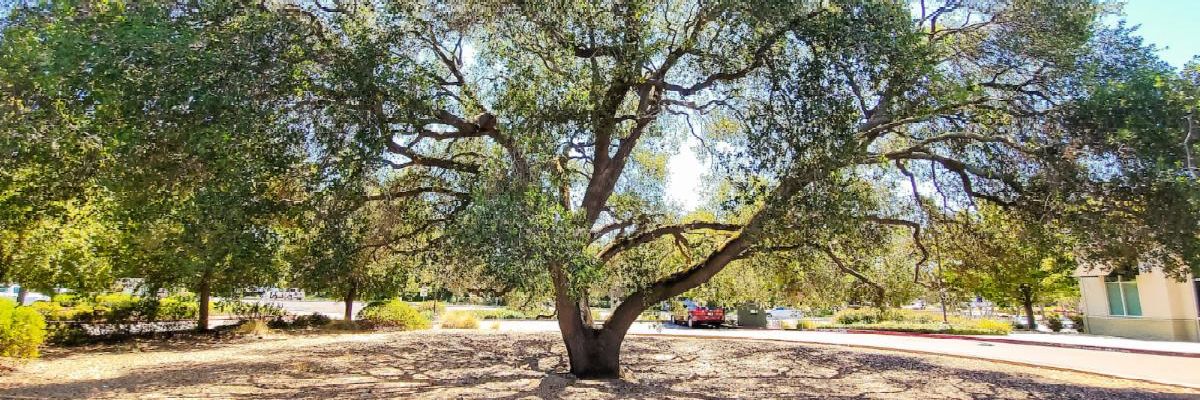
[1020,289,1036,331]
[15,286,27,305]
[197,277,211,332]
[343,282,357,322]
[551,261,623,378]
[562,327,623,379]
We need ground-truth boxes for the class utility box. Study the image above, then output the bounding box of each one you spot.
[736,302,768,328]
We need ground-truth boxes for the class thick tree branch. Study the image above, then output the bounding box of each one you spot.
[385,140,482,174]
[863,215,930,283]
[598,222,742,261]
[364,186,469,202]
[818,243,886,306]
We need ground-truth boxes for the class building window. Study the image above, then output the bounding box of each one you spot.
[1193,278,1200,317]
[1105,272,1142,317]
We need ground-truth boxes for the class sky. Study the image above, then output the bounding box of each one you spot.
[663,1,1200,211]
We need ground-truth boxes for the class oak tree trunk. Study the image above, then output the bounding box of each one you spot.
[1021,291,1036,331]
[197,278,211,332]
[561,326,623,379]
[343,282,357,322]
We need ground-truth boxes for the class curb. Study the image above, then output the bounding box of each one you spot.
[840,329,1200,359]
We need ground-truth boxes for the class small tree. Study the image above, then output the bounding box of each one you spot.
[939,206,1077,330]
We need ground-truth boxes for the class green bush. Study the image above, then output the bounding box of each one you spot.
[0,299,47,358]
[267,317,290,330]
[819,322,1004,335]
[45,322,88,345]
[962,318,1014,335]
[832,308,941,325]
[216,301,285,320]
[154,294,199,320]
[1047,316,1064,332]
[796,320,818,330]
[357,300,430,330]
[441,311,479,329]
[820,318,1012,335]
[295,313,332,328]
[469,308,544,320]
[1069,315,1085,332]
[30,293,201,324]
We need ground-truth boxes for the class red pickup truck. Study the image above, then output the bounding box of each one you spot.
[672,306,725,328]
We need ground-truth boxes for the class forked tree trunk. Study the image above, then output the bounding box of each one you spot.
[551,263,624,378]
[561,326,623,378]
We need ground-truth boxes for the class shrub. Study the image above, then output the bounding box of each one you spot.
[267,317,290,330]
[780,321,797,330]
[413,301,445,316]
[45,322,88,346]
[962,318,1013,335]
[29,301,73,322]
[441,311,479,329]
[0,299,47,358]
[1069,315,1085,332]
[1047,317,1064,332]
[154,294,199,321]
[819,322,1008,336]
[217,301,286,320]
[236,319,271,336]
[295,313,332,329]
[30,293,201,324]
[832,308,880,325]
[357,300,430,330]
[469,308,544,320]
[93,293,144,323]
[832,308,941,325]
[796,320,818,330]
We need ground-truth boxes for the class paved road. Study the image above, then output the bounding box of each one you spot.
[491,320,1200,389]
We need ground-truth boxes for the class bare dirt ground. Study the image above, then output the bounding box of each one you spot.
[1,331,1195,399]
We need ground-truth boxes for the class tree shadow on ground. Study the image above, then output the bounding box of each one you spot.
[3,332,1193,399]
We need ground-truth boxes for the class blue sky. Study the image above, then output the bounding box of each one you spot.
[1122,0,1200,68]
[664,2,1200,210]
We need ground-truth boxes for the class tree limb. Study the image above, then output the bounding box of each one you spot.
[598,222,742,261]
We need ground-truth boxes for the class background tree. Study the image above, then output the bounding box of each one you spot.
[287,177,438,321]
[0,1,316,329]
[939,205,1077,329]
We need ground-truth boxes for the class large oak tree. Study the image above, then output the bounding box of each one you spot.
[283,0,1196,377]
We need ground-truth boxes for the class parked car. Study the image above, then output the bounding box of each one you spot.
[671,299,725,328]
[0,284,51,305]
[265,288,305,301]
[766,307,803,320]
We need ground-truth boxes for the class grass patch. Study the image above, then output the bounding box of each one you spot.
[441,311,479,329]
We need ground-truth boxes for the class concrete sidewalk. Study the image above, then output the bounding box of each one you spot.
[494,320,1200,388]
[972,332,1200,355]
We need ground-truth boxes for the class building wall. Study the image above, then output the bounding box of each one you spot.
[1078,269,1200,342]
